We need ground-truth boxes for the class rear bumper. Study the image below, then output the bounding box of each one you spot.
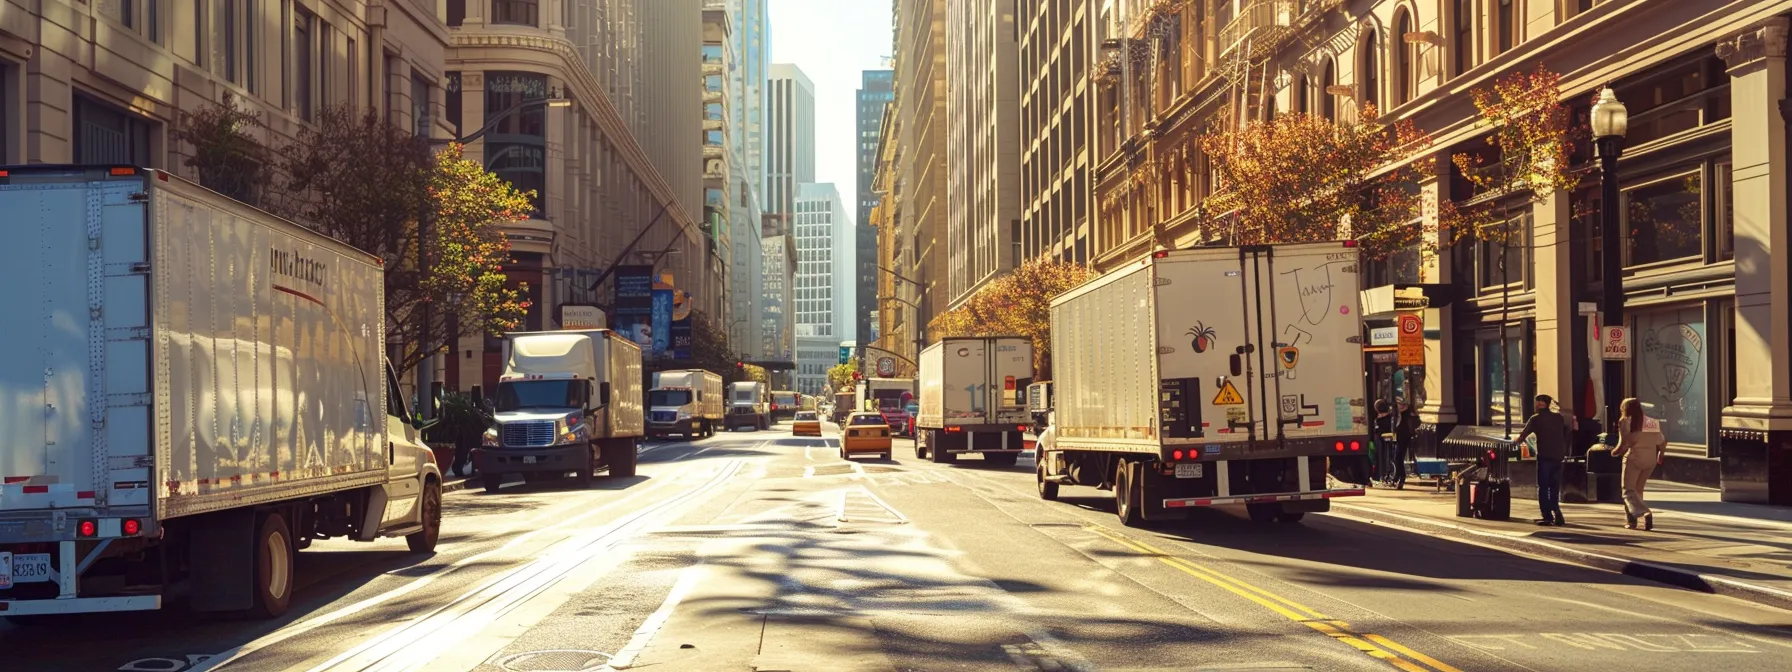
[1162,487,1364,509]
[0,594,160,615]
[473,445,589,474]
[842,437,892,453]
[648,419,697,434]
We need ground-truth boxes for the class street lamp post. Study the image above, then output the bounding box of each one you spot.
[1591,86,1628,445]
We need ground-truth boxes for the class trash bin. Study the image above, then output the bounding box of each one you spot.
[1585,436,1623,504]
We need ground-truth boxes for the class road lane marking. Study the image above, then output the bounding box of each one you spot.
[191,461,720,672]
[603,559,704,670]
[1082,525,1458,672]
[306,459,747,672]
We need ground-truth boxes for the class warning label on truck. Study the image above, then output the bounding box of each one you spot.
[1213,380,1245,405]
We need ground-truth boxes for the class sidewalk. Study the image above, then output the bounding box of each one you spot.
[1331,480,1792,610]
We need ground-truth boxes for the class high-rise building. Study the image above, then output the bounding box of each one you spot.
[766,64,816,217]
[732,0,770,198]
[792,183,855,395]
[728,0,770,359]
[893,0,950,350]
[702,3,739,350]
[855,70,895,355]
[760,214,797,368]
[945,0,1021,308]
[1016,0,1093,266]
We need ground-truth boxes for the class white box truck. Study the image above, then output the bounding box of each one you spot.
[916,339,1034,465]
[0,165,443,619]
[478,330,644,490]
[1040,243,1369,526]
[727,381,769,431]
[647,369,724,439]
[770,390,800,421]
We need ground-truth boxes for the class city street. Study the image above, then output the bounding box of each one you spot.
[7,421,1789,672]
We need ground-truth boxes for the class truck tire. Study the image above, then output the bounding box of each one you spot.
[407,480,442,553]
[576,445,595,488]
[482,473,504,493]
[249,513,295,618]
[1247,503,1281,524]
[985,452,1019,468]
[1277,512,1306,524]
[606,439,638,478]
[1037,458,1060,501]
[1115,462,1143,527]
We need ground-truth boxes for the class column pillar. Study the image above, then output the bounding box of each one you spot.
[1418,160,1458,428]
[456,72,489,393]
[1718,18,1792,504]
[1531,189,1578,422]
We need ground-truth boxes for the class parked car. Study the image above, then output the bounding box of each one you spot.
[792,411,823,437]
[841,412,893,460]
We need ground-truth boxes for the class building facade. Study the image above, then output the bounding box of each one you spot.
[761,212,797,376]
[765,63,815,216]
[869,102,915,378]
[729,0,770,358]
[792,182,854,395]
[893,0,950,349]
[856,69,895,351]
[945,0,1022,308]
[1016,0,1095,265]
[1089,0,1792,503]
[448,0,711,389]
[702,2,738,349]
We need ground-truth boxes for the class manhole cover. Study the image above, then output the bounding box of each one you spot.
[498,649,613,672]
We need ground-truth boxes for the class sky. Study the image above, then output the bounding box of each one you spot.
[770,0,894,227]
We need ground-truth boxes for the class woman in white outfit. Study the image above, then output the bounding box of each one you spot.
[1612,397,1666,530]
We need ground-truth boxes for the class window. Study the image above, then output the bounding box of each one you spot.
[492,0,539,26]
[1634,305,1708,447]
[192,0,204,67]
[319,23,331,109]
[1394,10,1413,105]
[347,38,358,110]
[445,71,463,137]
[702,44,724,63]
[705,74,723,92]
[294,9,312,121]
[1361,31,1379,111]
[1716,161,1734,260]
[1478,210,1529,290]
[1478,328,1529,428]
[224,0,238,83]
[1496,0,1517,54]
[74,95,155,166]
[1297,74,1309,114]
[485,72,548,216]
[0,61,10,162]
[448,0,466,27]
[98,0,134,29]
[705,102,723,121]
[244,0,257,92]
[1454,0,1475,77]
[1624,172,1702,267]
[1613,55,1729,147]
[1320,60,1336,120]
[413,74,431,137]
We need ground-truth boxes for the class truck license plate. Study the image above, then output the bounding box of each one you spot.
[523,456,538,464]
[1174,463,1203,479]
[0,552,52,588]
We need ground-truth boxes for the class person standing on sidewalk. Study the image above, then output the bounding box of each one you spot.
[1511,394,1576,526]
[1393,398,1419,490]
[1613,398,1666,530]
[1373,400,1394,485]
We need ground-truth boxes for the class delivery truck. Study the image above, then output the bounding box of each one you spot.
[647,369,724,439]
[1027,381,1054,435]
[916,339,1034,465]
[771,390,800,421]
[726,381,770,431]
[478,330,644,490]
[0,165,443,620]
[1039,242,1369,526]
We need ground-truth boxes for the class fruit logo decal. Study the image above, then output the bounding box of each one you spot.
[1187,322,1217,353]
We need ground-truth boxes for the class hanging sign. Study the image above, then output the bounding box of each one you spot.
[1602,326,1631,360]
[1396,313,1424,366]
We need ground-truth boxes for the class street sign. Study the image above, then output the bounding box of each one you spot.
[1602,325,1631,360]
[1369,326,1398,347]
[1213,380,1245,406]
[1396,313,1424,366]
[876,357,895,377]
[839,346,851,365]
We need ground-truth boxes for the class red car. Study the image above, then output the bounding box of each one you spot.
[880,407,912,437]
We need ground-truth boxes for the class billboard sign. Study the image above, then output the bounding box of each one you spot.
[652,288,674,358]
[559,304,605,330]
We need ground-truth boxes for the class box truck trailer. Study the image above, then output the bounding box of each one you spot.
[647,369,724,439]
[916,338,1034,465]
[1040,243,1369,526]
[0,165,443,619]
[726,381,770,431]
[477,330,645,490]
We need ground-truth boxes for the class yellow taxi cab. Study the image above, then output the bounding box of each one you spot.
[840,412,893,460]
[792,411,823,437]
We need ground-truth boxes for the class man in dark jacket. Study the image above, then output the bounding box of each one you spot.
[1511,394,1576,526]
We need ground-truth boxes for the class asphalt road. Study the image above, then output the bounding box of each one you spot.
[7,424,1790,671]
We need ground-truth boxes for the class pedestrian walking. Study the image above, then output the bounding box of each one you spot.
[1612,397,1666,530]
[1373,400,1394,485]
[1511,394,1576,526]
[1392,398,1418,490]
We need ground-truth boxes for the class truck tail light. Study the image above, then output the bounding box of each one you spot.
[122,519,141,536]
[1172,450,1184,460]
[1350,441,1361,451]
[1334,441,1345,452]
[78,520,98,537]
[109,167,137,176]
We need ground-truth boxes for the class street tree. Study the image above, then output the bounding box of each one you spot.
[927,259,1096,379]
[827,363,858,392]
[1197,106,1434,259]
[171,93,269,206]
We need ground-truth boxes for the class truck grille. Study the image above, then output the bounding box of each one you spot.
[650,411,678,423]
[501,421,556,447]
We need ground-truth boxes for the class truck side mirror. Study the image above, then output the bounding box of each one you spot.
[600,382,612,405]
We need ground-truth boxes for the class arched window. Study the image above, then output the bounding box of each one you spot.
[1361,30,1380,112]
[1321,60,1336,120]
[1454,0,1476,77]
[1394,10,1414,104]
[1297,74,1310,115]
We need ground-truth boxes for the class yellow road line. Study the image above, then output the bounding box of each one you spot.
[1083,525,1453,672]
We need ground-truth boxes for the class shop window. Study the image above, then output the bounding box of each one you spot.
[1478,329,1529,428]
[1623,171,1702,267]
[492,0,539,27]
[1634,305,1708,447]
[74,95,155,166]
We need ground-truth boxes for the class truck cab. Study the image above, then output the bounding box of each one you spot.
[726,381,770,431]
[477,331,643,490]
[647,370,723,440]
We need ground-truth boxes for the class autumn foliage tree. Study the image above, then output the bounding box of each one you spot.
[827,364,858,392]
[1443,65,1581,245]
[1197,106,1433,259]
[927,259,1097,379]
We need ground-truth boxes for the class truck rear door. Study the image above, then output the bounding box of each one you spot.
[1253,242,1366,445]
[940,341,986,426]
[990,339,1034,425]
[1153,249,1254,446]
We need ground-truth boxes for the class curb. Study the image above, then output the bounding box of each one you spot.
[1332,502,1792,612]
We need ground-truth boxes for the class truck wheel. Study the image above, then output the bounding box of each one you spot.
[1246,503,1281,524]
[1277,512,1306,524]
[576,446,595,488]
[1115,462,1143,527]
[928,432,955,464]
[985,452,1019,468]
[1037,459,1060,501]
[407,480,442,553]
[249,513,295,618]
[606,439,638,478]
[482,474,504,493]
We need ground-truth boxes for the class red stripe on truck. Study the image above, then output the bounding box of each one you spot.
[22,485,47,494]
[3,476,28,484]
[77,491,94,499]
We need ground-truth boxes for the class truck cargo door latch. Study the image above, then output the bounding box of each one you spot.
[129,262,151,274]
[128,192,149,202]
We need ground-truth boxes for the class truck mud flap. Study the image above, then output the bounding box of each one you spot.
[188,508,257,612]
[1138,466,1191,522]
[1327,454,1373,486]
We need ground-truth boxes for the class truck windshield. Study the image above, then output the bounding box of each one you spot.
[732,390,755,402]
[872,391,906,409]
[649,390,693,407]
[496,380,587,412]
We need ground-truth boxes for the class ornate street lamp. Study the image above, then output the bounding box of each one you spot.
[1591,86,1627,444]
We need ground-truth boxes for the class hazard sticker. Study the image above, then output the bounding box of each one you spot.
[1212,380,1245,406]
